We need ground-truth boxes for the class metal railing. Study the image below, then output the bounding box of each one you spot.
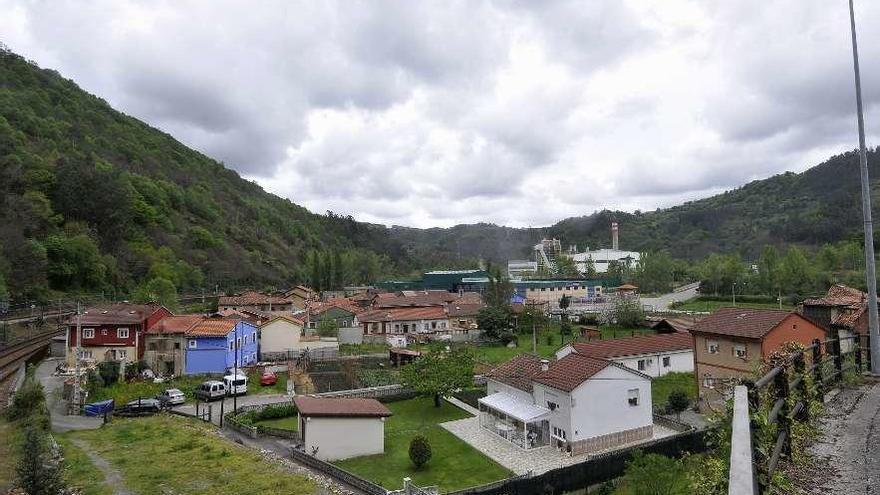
[729,333,869,494]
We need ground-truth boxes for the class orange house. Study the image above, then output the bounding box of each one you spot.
[689,308,826,410]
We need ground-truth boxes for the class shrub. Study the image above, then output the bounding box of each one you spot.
[408,435,432,469]
[666,389,690,420]
[623,451,690,495]
[16,426,63,495]
[256,404,296,421]
[7,373,46,423]
[97,361,120,385]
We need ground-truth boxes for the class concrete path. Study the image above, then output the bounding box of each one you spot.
[640,282,700,312]
[69,438,132,495]
[35,358,103,432]
[801,379,880,495]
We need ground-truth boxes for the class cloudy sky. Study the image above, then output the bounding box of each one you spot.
[3,0,880,228]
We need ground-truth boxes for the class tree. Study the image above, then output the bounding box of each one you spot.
[583,256,598,279]
[757,245,780,295]
[779,246,815,296]
[635,251,674,294]
[317,316,338,338]
[559,319,573,344]
[484,266,514,309]
[476,306,513,341]
[666,389,690,420]
[611,297,645,328]
[622,451,690,495]
[558,294,571,314]
[400,348,474,407]
[132,277,178,310]
[408,435,432,469]
[16,426,63,495]
[555,256,580,278]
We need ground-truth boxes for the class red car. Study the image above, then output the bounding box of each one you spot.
[260,371,277,386]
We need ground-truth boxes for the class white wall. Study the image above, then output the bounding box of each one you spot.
[614,350,693,377]
[301,415,385,461]
[555,344,575,360]
[259,319,302,355]
[486,378,534,404]
[532,365,652,443]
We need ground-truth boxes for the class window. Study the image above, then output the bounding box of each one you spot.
[707,340,720,354]
[424,323,430,331]
[637,359,647,371]
[78,350,93,359]
[432,322,437,329]
[552,426,567,439]
[702,374,715,389]
[441,322,447,329]
[734,344,747,359]
[117,349,127,360]
[174,342,180,350]
[101,329,107,336]
[627,389,640,406]
[228,341,233,350]
[189,340,197,349]
[82,328,95,339]
[117,328,129,339]
[662,356,671,368]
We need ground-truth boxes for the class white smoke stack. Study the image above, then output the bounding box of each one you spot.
[611,222,619,251]
[541,359,549,371]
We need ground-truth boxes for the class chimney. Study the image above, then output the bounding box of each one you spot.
[541,359,549,372]
[611,222,619,251]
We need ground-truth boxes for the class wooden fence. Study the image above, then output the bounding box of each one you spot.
[729,333,870,494]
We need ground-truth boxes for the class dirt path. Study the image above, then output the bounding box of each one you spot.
[799,379,880,495]
[69,438,133,495]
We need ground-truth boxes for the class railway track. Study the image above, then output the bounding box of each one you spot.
[0,328,63,396]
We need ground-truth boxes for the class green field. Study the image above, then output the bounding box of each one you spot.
[335,397,511,492]
[254,416,298,431]
[651,372,697,407]
[60,415,314,495]
[0,418,17,492]
[672,297,793,312]
[56,436,113,495]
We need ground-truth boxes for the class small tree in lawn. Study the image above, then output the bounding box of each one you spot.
[317,316,338,338]
[666,389,690,420]
[409,435,432,469]
[401,348,474,407]
[16,426,63,495]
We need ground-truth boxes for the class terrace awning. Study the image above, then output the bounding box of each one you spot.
[478,392,551,423]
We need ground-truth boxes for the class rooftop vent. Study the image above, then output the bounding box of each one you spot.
[541,359,550,372]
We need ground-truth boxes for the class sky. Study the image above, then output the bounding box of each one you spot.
[3,0,880,228]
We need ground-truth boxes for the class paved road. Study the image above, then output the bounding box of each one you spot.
[173,393,291,425]
[35,358,103,432]
[640,282,700,312]
[804,379,880,494]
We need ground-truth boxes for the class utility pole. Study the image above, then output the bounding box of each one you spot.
[73,301,81,414]
[849,0,880,374]
[233,323,238,414]
[732,283,736,307]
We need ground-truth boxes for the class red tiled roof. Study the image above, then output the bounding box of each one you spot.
[218,291,292,306]
[67,303,164,326]
[186,318,237,337]
[260,315,305,327]
[358,306,448,322]
[146,315,202,335]
[569,333,693,359]
[689,307,794,340]
[803,284,866,307]
[485,354,545,393]
[308,299,363,316]
[533,353,611,392]
[446,302,485,317]
[293,396,392,417]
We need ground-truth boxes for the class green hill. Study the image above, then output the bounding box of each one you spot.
[0,48,412,299]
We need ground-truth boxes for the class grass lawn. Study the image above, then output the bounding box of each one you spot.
[597,326,654,340]
[246,370,288,395]
[672,297,793,312]
[88,371,287,405]
[651,372,697,407]
[56,436,113,495]
[339,343,391,356]
[0,418,17,492]
[472,333,562,365]
[61,415,314,495]
[334,397,511,492]
[254,416,298,431]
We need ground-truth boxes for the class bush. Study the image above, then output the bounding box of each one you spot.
[622,451,690,495]
[7,373,46,423]
[16,426,63,495]
[256,404,296,421]
[408,435,432,469]
[666,389,690,420]
[97,361,120,385]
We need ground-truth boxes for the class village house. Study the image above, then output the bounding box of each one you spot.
[66,303,172,365]
[143,315,202,376]
[184,318,258,374]
[481,353,653,454]
[258,315,333,360]
[293,396,392,461]
[689,308,826,409]
[358,306,449,335]
[306,300,361,330]
[801,284,869,346]
[218,291,294,313]
[556,332,694,377]
[283,285,316,310]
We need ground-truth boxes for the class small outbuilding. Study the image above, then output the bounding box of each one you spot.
[293,396,392,461]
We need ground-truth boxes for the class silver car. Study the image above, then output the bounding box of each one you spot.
[156,388,186,406]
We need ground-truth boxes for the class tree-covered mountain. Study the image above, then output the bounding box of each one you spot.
[0,49,413,300]
[389,148,880,264]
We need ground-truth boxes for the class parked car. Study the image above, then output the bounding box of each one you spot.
[223,373,248,396]
[195,380,227,401]
[120,398,161,415]
[156,388,186,406]
[260,371,277,386]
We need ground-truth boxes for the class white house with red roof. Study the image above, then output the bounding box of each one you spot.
[555,333,694,377]
[481,353,653,455]
[293,396,392,461]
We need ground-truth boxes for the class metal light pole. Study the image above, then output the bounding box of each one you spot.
[848,0,880,373]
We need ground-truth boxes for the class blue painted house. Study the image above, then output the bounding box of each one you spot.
[184,318,258,375]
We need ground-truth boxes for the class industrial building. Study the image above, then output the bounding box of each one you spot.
[523,222,640,277]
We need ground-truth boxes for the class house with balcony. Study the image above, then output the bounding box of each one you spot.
[555,332,694,377]
[184,318,258,374]
[143,315,202,376]
[689,308,826,409]
[480,353,653,454]
[66,303,172,365]
[358,306,450,336]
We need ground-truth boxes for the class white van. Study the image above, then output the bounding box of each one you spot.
[223,373,248,396]
[195,380,226,401]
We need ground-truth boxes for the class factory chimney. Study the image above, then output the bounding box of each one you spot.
[611,222,619,251]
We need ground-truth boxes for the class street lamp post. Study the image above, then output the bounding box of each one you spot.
[848,0,880,374]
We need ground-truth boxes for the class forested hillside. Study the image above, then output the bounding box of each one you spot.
[0,49,412,300]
